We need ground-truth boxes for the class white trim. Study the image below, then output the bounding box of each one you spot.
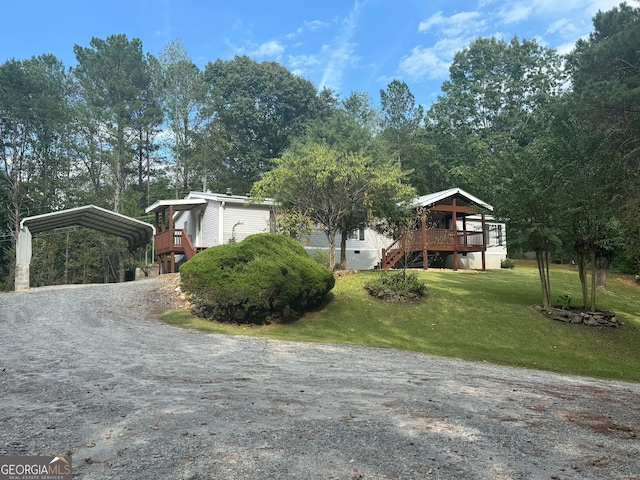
[145,198,207,214]
[409,188,493,211]
[218,201,225,245]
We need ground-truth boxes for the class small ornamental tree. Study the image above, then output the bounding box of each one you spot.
[179,233,335,324]
[252,141,414,270]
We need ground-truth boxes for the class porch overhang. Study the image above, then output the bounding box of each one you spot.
[145,198,208,215]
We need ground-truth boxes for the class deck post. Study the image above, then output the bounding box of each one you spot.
[481,213,487,271]
[452,199,458,271]
[421,210,428,270]
[462,216,467,247]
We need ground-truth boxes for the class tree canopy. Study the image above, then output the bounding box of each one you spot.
[252,141,414,269]
[2,3,640,292]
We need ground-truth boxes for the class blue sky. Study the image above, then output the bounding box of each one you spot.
[1,0,626,108]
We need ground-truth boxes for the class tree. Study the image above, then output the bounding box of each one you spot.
[0,55,72,239]
[427,36,565,200]
[552,112,625,310]
[151,39,205,198]
[379,80,424,167]
[300,101,393,268]
[202,56,322,194]
[494,138,564,307]
[566,2,640,274]
[73,34,157,213]
[252,142,414,270]
[343,90,377,132]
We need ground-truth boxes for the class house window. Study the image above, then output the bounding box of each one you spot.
[347,226,365,241]
[489,224,503,246]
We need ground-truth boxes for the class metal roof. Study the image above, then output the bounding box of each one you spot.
[145,192,275,216]
[20,205,155,248]
[409,188,493,211]
[184,191,276,206]
[145,198,208,214]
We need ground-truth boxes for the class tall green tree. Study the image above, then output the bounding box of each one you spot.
[427,36,565,200]
[0,55,72,231]
[151,39,205,198]
[566,2,640,273]
[379,80,424,168]
[551,110,625,310]
[494,137,564,306]
[202,56,322,193]
[73,34,157,213]
[301,101,390,268]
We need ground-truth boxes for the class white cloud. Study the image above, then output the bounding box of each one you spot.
[250,40,285,57]
[406,9,488,83]
[304,19,329,31]
[399,36,470,80]
[546,18,573,35]
[419,11,486,37]
[318,1,363,91]
[287,54,320,69]
[555,40,580,56]
[418,11,445,32]
[499,4,532,24]
[399,46,450,80]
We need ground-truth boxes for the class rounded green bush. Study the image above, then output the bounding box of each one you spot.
[179,233,335,324]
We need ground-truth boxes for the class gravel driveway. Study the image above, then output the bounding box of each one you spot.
[0,278,639,479]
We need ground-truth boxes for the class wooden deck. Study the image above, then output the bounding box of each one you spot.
[156,229,197,259]
[155,228,204,273]
[381,228,487,270]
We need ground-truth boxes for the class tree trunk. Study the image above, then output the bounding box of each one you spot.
[590,251,597,312]
[326,228,337,271]
[595,256,607,290]
[535,249,551,307]
[339,229,348,270]
[576,252,589,308]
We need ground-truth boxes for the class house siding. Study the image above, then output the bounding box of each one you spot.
[301,226,392,270]
[446,217,507,269]
[201,201,219,247]
[222,203,272,243]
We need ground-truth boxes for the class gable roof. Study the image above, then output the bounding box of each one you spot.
[409,188,493,211]
[20,205,155,248]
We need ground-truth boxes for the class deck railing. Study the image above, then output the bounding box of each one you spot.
[381,228,486,269]
[155,229,197,259]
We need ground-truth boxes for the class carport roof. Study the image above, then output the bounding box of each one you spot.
[20,205,155,248]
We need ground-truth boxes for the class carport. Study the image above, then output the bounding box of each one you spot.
[15,205,155,291]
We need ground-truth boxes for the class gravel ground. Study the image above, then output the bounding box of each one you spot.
[0,277,639,480]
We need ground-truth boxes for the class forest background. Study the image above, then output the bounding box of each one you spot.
[1,3,639,294]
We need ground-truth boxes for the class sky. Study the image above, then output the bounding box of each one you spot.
[1,0,628,108]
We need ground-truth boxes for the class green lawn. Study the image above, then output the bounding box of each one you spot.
[161,261,640,383]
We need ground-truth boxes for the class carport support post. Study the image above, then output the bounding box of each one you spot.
[15,226,32,291]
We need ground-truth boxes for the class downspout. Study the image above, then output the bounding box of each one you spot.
[218,200,225,245]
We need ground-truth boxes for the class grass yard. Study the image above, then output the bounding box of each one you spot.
[161,261,640,383]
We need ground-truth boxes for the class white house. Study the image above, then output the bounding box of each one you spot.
[145,190,276,272]
[146,188,507,273]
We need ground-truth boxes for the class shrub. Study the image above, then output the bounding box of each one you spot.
[501,258,515,269]
[179,233,335,324]
[364,271,427,302]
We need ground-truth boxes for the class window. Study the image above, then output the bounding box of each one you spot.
[489,224,503,246]
[347,226,365,241]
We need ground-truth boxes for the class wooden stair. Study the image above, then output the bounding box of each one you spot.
[381,238,406,270]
